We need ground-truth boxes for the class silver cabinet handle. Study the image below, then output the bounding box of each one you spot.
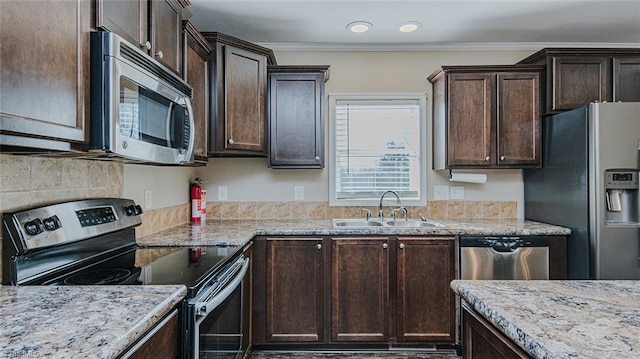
[316,243,322,250]
[500,155,505,161]
[382,243,388,249]
[142,41,151,50]
[399,243,405,249]
[228,139,234,144]
[314,156,320,162]
[485,156,490,162]
[156,50,164,59]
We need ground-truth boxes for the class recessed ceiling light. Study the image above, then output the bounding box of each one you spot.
[347,21,372,34]
[398,21,422,33]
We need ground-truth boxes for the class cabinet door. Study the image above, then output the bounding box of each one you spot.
[496,73,540,167]
[0,0,89,149]
[151,0,182,75]
[447,73,493,167]
[222,45,267,154]
[550,56,610,112]
[125,310,179,359]
[265,238,325,342]
[184,23,211,162]
[96,0,149,51]
[463,305,531,359]
[396,238,455,342]
[613,57,640,102]
[268,72,324,168]
[331,238,389,342]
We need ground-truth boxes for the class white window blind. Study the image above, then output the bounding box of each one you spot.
[329,94,426,205]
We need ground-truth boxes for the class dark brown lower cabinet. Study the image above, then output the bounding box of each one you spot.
[397,238,455,342]
[462,304,532,359]
[253,237,325,344]
[123,309,179,359]
[331,237,389,342]
[252,236,458,349]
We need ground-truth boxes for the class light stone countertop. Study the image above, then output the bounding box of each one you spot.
[136,218,571,247]
[0,285,186,358]
[451,280,640,359]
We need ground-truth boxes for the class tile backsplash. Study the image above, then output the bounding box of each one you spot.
[204,200,517,220]
[134,200,516,238]
[0,154,123,214]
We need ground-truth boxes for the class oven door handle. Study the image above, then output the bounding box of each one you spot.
[194,257,249,323]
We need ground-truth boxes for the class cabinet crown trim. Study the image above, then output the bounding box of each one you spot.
[183,21,214,54]
[518,47,640,64]
[268,65,330,82]
[200,32,277,65]
[427,65,544,83]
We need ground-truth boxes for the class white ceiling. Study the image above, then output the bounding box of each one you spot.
[186,0,640,51]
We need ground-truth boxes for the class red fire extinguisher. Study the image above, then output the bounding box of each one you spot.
[191,178,202,224]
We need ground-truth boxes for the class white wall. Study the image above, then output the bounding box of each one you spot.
[124,164,197,210]
[198,49,537,218]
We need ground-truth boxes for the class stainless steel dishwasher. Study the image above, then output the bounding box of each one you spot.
[459,236,550,280]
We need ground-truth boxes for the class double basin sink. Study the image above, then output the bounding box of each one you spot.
[332,218,445,228]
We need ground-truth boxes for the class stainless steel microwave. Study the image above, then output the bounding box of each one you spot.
[89,31,194,165]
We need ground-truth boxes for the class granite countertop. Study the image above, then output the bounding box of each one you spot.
[136,218,570,247]
[451,280,640,359]
[0,285,186,358]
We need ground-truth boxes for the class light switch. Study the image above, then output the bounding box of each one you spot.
[217,186,228,201]
[450,186,465,200]
[434,185,450,200]
[144,190,153,209]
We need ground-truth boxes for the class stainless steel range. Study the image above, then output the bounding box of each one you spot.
[2,198,250,359]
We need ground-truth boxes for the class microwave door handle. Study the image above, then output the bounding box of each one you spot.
[165,102,174,147]
[184,98,195,162]
[194,257,249,325]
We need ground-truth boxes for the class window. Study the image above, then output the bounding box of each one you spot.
[329,93,427,206]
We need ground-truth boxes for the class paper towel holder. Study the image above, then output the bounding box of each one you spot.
[448,169,488,184]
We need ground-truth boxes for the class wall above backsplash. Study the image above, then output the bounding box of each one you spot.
[196,50,534,219]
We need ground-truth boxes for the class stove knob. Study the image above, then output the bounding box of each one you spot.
[24,219,45,236]
[134,205,143,215]
[43,215,62,231]
[124,205,136,216]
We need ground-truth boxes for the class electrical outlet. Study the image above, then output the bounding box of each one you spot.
[450,186,465,200]
[434,185,450,200]
[294,186,304,201]
[217,186,228,201]
[144,190,153,209]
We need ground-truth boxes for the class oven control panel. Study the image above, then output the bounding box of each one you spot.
[76,206,117,227]
[3,198,143,254]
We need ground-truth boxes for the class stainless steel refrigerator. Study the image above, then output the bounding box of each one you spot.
[524,102,640,279]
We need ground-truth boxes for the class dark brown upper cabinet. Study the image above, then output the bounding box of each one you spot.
[202,32,277,157]
[96,0,187,75]
[182,21,212,164]
[518,48,640,114]
[0,0,90,151]
[428,65,543,170]
[267,66,329,169]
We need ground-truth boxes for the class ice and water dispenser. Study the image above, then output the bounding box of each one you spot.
[605,169,640,224]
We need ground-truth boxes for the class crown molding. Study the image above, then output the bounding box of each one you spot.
[257,42,640,52]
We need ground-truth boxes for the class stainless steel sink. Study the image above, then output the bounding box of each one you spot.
[332,218,444,228]
[332,220,385,227]
[385,220,443,227]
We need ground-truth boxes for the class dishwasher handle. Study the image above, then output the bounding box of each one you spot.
[460,236,549,250]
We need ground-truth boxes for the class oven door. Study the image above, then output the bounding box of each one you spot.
[187,256,249,359]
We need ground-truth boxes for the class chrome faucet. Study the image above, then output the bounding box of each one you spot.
[378,190,401,220]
